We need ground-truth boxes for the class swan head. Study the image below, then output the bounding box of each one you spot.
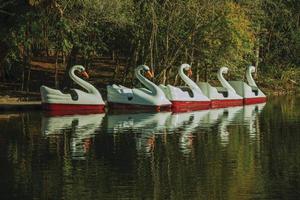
[141,65,150,72]
[219,67,229,74]
[181,64,192,77]
[72,65,89,79]
[248,66,256,73]
[137,65,154,78]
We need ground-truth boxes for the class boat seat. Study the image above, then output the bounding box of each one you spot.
[120,87,134,100]
[120,88,133,94]
[112,84,132,93]
[111,84,120,89]
[216,87,228,97]
[179,86,194,98]
[111,84,134,100]
[251,86,259,96]
[62,88,78,101]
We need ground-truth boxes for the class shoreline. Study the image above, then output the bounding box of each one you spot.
[0,101,41,111]
[0,89,298,112]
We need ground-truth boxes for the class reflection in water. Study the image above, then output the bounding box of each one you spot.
[167,110,210,155]
[106,110,210,155]
[1,97,300,199]
[218,106,244,146]
[243,103,265,138]
[42,113,105,160]
[106,112,172,154]
[106,112,172,133]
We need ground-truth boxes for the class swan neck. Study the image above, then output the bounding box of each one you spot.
[179,67,200,91]
[246,68,257,87]
[69,68,99,95]
[135,68,158,94]
[217,70,235,92]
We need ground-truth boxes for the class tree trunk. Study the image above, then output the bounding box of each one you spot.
[204,65,208,82]
[0,41,8,81]
[254,39,260,78]
[25,42,31,92]
[161,69,167,85]
[26,63,31,92]
[173,73,179,85]
[25,20,32,93]
[149,1,158,73]
[62,46,78,89]
[113,52,120,81]
[196,63,200,83]
[21,66,25,91]
[55,51,59,89]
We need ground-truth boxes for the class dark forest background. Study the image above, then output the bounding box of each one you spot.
[0,0,299,96]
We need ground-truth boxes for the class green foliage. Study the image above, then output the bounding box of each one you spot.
[0,0,299,90]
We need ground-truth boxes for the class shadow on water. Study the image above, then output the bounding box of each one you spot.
[0,96,299,199]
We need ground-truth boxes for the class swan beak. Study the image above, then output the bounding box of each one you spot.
[81,71,89,79]
[145,70,154,79]
[187,68,193,77]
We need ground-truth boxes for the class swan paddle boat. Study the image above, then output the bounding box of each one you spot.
[198,67,243,108]
[107,65,171,111]
[228,66,266,104]
[159,64,211,112]
[40,65,105,114]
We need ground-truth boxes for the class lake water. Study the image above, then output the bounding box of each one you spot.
[0,96,299,200]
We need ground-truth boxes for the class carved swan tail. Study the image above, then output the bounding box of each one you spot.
[217,67,236,92]
[246,66,257,87]
[69,65,100,96]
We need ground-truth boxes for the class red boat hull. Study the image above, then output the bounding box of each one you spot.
[171,101,211,112]
[42,103,105,115]
[107,102,171,111]
[244,97,267,105]
[211,99,243,109]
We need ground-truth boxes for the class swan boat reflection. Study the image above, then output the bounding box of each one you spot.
[106,112,172,153]
[103,104,265,153]
[217,103,266,146]
[106,110,211,154]
[167,110,210,154]
[41,103,265,157]
[42,113,105,160]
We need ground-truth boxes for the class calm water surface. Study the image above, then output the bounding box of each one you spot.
[0,96,299,200]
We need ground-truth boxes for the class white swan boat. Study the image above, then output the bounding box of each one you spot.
[107,65,171,111]
[40,65,105,113]
[198,67,243,108]
[228,66,266,104]
[159,64,211,112]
